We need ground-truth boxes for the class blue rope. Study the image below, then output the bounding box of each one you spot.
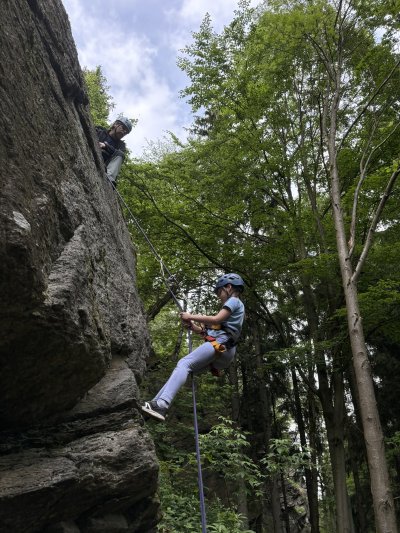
[111,179,208,531]
[189,332,208,533]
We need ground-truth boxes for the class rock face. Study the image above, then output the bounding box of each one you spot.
[0,1,158,531]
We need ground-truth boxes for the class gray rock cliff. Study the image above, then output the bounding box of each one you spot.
[0,1,158,531]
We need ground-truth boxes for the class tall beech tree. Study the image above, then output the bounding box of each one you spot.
[304,2,399,531]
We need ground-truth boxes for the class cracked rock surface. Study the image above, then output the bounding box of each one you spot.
[0,1,158,531]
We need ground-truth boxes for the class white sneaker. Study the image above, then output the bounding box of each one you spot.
[141,400,167,421]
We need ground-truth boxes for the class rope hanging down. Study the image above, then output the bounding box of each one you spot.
[110,181,181,309]
[192,373,208,533]
[109,179,208,532]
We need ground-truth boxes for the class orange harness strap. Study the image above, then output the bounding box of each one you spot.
[200,324,226,353]
[201,332,226,377]
[200,327,226,377]
[203,335,226,353]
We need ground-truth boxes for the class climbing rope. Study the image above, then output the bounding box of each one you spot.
[109,178,208,532]
[109,180,182,309]
[192,374,208,533]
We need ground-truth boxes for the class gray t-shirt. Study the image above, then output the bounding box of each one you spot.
[206,296,245,340]
[221,296,245,335]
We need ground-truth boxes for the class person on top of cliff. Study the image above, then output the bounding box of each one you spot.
[141,273,245,422]
[96,116,133,186]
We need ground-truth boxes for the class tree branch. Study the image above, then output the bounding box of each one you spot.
[352,163,400,283]
[305,34,335,81]
[348,120,379,256]
[295,364,319,396]
[141,185,229,270]
[146,288,177,321]
[338,58,400,153]
[349,120,400,256]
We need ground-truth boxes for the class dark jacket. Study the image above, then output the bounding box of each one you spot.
[95,126,126,183]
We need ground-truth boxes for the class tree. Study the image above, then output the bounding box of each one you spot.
[310,2,400,530]
[174,0,400,530]
[83,66,114,126]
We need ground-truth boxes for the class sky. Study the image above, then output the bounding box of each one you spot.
[61,0,256,156]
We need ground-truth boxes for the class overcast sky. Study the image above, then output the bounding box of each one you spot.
[61,0,256,156]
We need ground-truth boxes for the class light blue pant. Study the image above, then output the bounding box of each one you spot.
[153,335,236,405]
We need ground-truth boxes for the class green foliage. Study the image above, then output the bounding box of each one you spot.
[157,468,201,533]
[156,420,258,532]
[386,431,400,462]
[83,66,114,126]
[158,471,254,532]
[199,417,264,494]
[261,437,313,476]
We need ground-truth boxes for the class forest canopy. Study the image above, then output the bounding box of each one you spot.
[86,0,400,531]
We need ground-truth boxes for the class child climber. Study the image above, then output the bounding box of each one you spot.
[141,273,245,421]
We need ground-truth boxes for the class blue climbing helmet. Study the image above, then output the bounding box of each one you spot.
[214,273,244,293]
[115,115,133,133]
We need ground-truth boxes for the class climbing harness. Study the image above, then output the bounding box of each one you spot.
[108,178,208,532]
[201,332,227,354]
[201,324,239,352]
[200,326,240,378]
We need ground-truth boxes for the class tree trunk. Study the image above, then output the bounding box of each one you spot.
[350,449,369,533]
[307,384,321,533]
[292,369,320,532]
[281,472,291,533]
[252,322,284,532]
[229,362,241,423]
[318,365,354,532]
[299,256,352,531]
[229,362,250,529]
[271,475,284,533]
[330,153,398,532]
[347,365,370,533]
[237,480,250,530]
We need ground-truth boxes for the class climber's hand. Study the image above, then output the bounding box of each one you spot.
[180,311,192,322]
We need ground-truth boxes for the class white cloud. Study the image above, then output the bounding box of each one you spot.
[173,0,240,29]
[164,0,239,55]
[62,0,260,156]
[63,0,183,155]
